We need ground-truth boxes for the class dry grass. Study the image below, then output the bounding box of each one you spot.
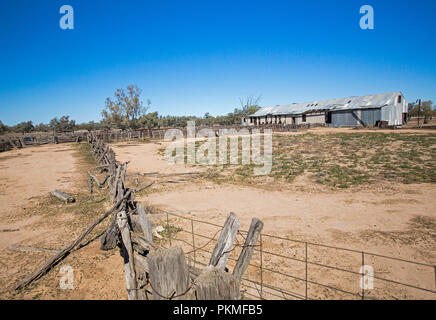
[194,132,436,189]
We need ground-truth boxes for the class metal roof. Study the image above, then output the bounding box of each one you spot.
[249,92,403,117]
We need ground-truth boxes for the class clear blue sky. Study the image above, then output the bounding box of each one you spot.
[0,0,435,125]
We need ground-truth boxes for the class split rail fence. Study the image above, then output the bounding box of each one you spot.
[0,131,88,152]
[94,124,322,143]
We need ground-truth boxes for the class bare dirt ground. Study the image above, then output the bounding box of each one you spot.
[0,144,78,252]
[110,128,436,299]
[0,127,435,300]
[0,143,126,299]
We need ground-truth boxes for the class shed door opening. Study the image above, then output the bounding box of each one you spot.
[326,112,332,124]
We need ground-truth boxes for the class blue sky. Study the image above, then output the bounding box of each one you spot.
[0,0,435,125]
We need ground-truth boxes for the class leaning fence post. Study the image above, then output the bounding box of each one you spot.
[305,242,308,300]
[233,218,263,282]
[209,212,240,269]
[260,233,263,299]
[191,220,196,269]
[434,266,436,292]
[166,212,172,246]
[117,210,137,300]
[361,251,365,300]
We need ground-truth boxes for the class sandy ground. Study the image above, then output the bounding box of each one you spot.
[0,143,125,299]
[0,144,77,213]
[109,132,436,299]
[111,141,203,175]
[0,144,79,252]
[0,128,435,300]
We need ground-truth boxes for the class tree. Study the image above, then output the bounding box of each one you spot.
[75,121,101,131]
[138,112,160,128]
[408,100,433,123]
[34,123,49,132]
[102,85,151,129]
[12,121,34,133]
[0,120,8,134]
[101,97,124,129]
[239,95,262,116]
[49,116,76,132]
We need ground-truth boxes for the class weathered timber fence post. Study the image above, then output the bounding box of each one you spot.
[117,210,137,300]
[147,247,190,300]
[85,131,263,301]
[209,212,240,269]
[233,218,264,282]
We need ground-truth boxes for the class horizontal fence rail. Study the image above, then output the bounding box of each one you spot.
[92,124,322,143]
[0,131,88,152]
[160,211,436,300]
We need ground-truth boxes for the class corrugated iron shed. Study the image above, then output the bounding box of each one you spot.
[249,92,405,116]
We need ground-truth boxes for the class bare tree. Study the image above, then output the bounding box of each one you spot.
[239,95,262,109]
[238,95,262,116]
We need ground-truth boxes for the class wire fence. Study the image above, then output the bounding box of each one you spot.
[160,211,436,300]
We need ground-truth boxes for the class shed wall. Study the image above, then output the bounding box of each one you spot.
[330,111,358,127]
[360,108,381,125]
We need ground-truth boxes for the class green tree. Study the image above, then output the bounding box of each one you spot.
[239,95,262,116]
[408,100,433,117]
[12,121,34,133]
[0,120,8,134]
[75,121,100,131]
[102,85,151,129]
[49,116,75,132]
[34,123,49,132]
[138,112,160,128]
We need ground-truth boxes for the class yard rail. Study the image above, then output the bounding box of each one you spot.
[161,211,436,300]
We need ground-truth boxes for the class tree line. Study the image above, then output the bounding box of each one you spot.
[3,86,433,135]
[0,85,261,135]
[407,100,435,121]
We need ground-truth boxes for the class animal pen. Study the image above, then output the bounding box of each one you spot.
[162,211,436,300]
[11,130,436,300]
[13,131,262,300]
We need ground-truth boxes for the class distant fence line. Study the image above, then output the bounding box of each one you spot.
[0,123,322,153]
[95,123,322,143]
[0,131,88,152]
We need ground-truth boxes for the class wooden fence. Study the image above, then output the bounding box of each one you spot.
[0,131,88,152]
[93,123,322,143]
[13,131,262,300]
[0,123,321,153]
[87,131,264,300]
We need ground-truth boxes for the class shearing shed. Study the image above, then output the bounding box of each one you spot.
[244,92,407,127]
